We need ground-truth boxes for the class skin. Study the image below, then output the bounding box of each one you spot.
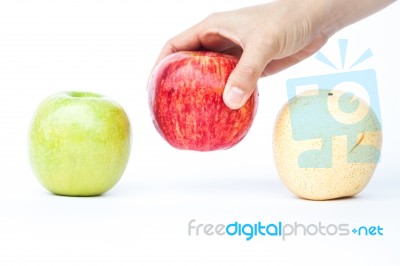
[155,0,395,109]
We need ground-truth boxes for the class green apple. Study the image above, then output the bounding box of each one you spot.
[28,91,131,196]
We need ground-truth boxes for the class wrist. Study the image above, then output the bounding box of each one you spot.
[319,0,396,37]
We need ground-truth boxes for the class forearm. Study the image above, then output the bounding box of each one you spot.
[321,0,396,36]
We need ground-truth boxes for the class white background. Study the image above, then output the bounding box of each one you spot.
[0,0,399,265]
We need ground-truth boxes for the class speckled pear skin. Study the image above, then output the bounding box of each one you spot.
[273,89,382,200]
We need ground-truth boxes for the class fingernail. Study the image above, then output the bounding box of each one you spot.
[224,86,245,109]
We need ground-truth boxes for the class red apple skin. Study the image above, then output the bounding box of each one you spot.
[148,51,258,151]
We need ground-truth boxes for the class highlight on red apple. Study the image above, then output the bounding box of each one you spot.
[148,51,258,151]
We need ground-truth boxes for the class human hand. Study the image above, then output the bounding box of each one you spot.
[155,0,395,109]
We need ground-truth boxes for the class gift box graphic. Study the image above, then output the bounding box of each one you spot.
[286,39,382,168]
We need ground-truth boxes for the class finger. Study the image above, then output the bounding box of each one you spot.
[223,41,273,109]
[262,56,304,76]
[262,36,328,76]
[154,24,203,66]
[154,12,240,65]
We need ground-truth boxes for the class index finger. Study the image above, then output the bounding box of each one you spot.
[154,24,203,66]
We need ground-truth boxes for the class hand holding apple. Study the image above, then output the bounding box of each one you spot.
[148,51,258,151]
[28,91,131,196]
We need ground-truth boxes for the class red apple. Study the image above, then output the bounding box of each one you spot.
[148,51,258,151]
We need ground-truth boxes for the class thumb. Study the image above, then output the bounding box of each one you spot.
[223,46,271,109]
